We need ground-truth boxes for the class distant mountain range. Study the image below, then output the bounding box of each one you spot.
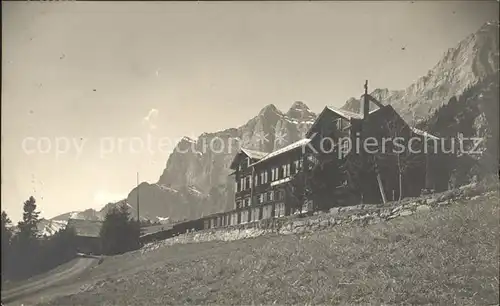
[45,21,499,235]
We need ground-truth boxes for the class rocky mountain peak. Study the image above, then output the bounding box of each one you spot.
[285,101,316,121]
[341,22,499,122]
[258,104,281,116]
[289,101,309,111]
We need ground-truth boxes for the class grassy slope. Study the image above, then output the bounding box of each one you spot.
[36,192,499,305]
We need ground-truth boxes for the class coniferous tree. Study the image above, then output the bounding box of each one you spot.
[16,196,40,242]
[100,203,141,255]
[3,197,81,281]
[1,210,13,250]
[9,196,41,279]
[1,211,13,281]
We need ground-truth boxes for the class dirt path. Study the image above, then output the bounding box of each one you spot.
[1,257,98,305]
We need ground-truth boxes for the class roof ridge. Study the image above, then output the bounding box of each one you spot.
[251,138,311,166]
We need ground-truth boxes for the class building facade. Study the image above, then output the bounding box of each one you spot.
[66,219,103,255]
[226,140,316,226]
[194,84,442,232]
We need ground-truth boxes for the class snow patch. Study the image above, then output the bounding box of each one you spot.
[156,184,179,193]
[188,186,203,196]
[38,219,68,237]
[182,136,197,144]
[411,127,439,140]
[156,216,170,224]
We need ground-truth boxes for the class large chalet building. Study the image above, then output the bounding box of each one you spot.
[199,82,444,230]
[228,139,314,226]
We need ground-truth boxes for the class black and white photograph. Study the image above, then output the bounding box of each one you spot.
[1,1,499,305]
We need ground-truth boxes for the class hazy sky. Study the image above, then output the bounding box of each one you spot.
[2,1,498,222]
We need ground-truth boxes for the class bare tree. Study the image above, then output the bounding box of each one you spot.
[373,115,425,201]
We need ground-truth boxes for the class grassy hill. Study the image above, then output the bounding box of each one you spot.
[18,190,500,305]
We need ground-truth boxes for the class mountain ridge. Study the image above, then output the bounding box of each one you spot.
[342,21,499,122]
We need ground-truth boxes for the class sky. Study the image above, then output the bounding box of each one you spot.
[2,1,499,222]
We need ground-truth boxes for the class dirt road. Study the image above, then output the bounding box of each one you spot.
[1,257,98,305]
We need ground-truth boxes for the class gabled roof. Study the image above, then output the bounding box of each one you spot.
[229,147,268,169]
[241,148,268,160]
[326,106,382,120]
[306,105,382,138]
[67,219,103,238]
[251,139,311,166]
[325,106,363,120]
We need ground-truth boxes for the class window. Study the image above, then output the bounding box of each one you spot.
[268,191,274,201]
[335,118,342,130]
[251,207,260,222]
[275,190,284,201]
[249,176,252,188]
[276,203,285,217]
[243,197,251,207]
[260,171,268,184]
[257,193,265,204]
[236,200,242,209]
[293,160,299,174]
[241,178,245,190]
[272,167,280,180]
[255,174,259,187]
[263,205,273,219]
[240,210,249,223]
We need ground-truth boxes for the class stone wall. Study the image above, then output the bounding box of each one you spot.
[140,181,498,254]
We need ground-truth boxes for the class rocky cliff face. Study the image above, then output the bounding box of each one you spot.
[342,21,499,123]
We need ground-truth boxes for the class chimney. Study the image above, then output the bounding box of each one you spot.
[362,80,370,119]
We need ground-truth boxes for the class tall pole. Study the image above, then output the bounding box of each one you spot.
[363,80,387,204]
[360,81,369,203]
[136,172,140,223]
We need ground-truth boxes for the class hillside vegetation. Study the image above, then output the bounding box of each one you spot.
[31,190,499,306]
